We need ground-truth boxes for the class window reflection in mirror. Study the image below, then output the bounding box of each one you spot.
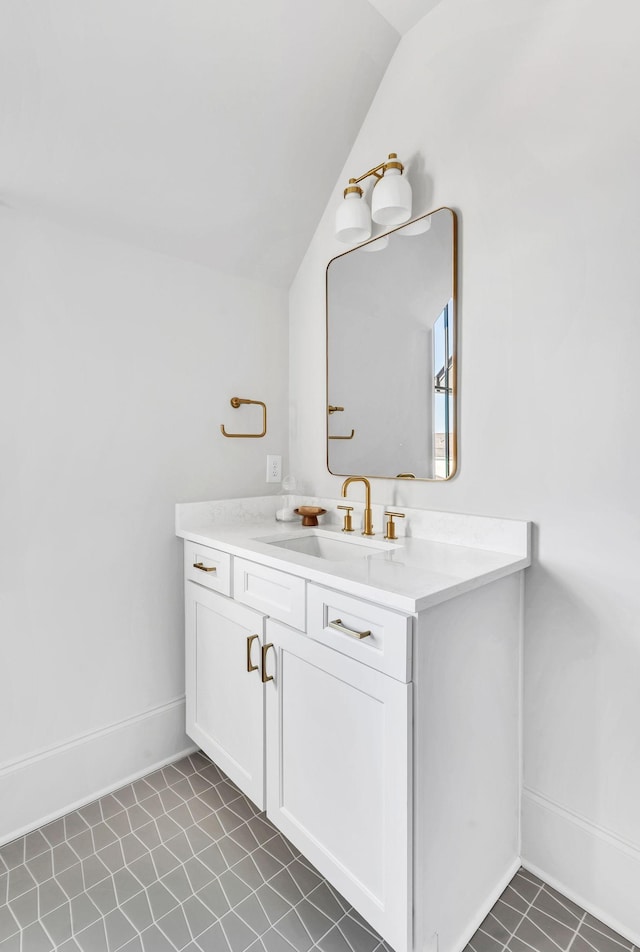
[326,207,457,481]
[433,301,454,478]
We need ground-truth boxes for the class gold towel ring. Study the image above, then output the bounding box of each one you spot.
[220,398,267,438]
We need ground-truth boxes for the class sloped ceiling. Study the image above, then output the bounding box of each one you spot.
[0,0,403,288]
[367,0,446,35]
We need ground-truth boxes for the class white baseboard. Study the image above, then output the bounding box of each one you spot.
[0,697,196,846]
[453,857,521,952]
[522,787,640,946]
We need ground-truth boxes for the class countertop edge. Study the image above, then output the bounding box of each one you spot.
[177,525,531,615]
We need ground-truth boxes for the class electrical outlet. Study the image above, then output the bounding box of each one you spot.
[266,454,282,483]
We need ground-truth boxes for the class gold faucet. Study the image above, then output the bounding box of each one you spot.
[341,476,374,536]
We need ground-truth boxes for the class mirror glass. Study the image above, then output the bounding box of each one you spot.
[326,207,457,481]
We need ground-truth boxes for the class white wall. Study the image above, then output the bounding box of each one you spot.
[0,208,288,839]
[289,0,640,939]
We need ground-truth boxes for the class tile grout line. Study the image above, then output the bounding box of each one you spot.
[79,815,279,950]
[270,895,350,952]
[170,759,365,952]
[512,890,589,941]
[31,758,242,950]
[4,751,386,952]
[4,754,631,952]
[566,913,588,952]
[143,764,348,948]
[525,886,595,952]
[8,760,269,944]
[580,920,637,952]
[578,924,636,952]
[190,835,344,950]
[496,889,585,952]
[479,879,545,952]
[123,787,336,949]
[15,754,287,952]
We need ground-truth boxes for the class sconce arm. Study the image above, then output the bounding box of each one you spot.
[352,163,385,185]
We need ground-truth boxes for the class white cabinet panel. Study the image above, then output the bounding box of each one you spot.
[265,619,412,952]
[185,584,265,809]
[234,557,306,629]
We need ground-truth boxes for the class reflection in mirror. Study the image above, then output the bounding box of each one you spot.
[326,207,457,481]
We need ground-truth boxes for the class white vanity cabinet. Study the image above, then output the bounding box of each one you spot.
[180,520,527,952]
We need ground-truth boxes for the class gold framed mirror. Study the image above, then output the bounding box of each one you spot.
[326,207,457,481]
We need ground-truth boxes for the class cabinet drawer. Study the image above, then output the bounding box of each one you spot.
[184,540,231,596]
[234,558,306,630]
[307,584,411,682]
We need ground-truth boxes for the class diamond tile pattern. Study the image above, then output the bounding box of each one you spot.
[0,753,635,952]
[0,754,392,952]
[463,868,639,952]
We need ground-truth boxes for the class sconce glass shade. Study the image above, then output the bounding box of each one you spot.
[335,192,371,244]
[397,215,431,236]
[360,235,389,253]
[371,168,412,226]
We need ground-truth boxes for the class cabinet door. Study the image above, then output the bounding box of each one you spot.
[265,620,412,952]
[185,583,266,809]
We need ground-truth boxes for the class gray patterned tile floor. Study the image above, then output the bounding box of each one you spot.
[464,867,639,952]
[0,752,635,952]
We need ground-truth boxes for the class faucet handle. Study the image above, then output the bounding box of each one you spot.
[337,505,354,533]
[384,511,405,541]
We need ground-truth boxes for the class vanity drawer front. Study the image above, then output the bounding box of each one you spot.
[307,584,411,682]
[234,558,306,630]
[184,540,232,596]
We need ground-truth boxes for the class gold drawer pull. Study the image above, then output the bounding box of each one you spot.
[261,643,274,683]
[193,562,217,573]
[246,635,260,673]
[329,618,371,640]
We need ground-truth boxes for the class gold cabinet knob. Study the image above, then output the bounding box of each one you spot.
[384,511,405,541]
[337,504,354,533]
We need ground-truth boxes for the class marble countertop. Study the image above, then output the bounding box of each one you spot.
[176,496,531,614]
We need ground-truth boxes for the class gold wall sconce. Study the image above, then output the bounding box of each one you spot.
[220,397,267,438]
[335,152,412,244]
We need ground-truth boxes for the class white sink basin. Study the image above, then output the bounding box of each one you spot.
[259,529,398,562]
